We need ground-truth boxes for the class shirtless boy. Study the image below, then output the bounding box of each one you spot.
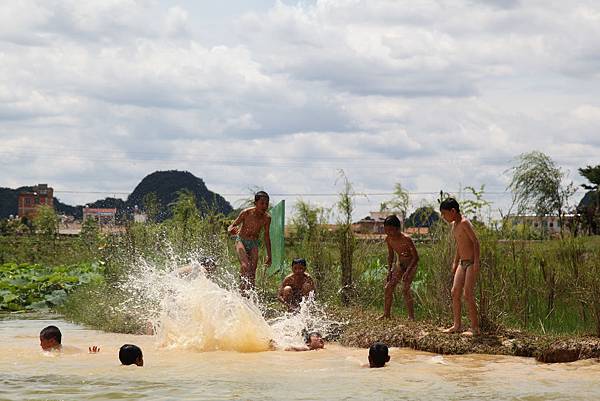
[228,191,272,292]
[380,215,419,320]
[440,198,481,336]
[277,258,316,311]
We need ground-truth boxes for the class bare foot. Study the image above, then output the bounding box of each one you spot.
[377,314,390,320]
[461,329,480,337]
[441,326,461,334]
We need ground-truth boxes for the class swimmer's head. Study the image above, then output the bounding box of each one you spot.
[119,344,143,366]
[40,325,62,351]
[254,191,270,210]
[291,258,307,274]
[304,331,324,350]
[368,342,390,368]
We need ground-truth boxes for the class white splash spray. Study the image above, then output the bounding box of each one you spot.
[118,252,339,353]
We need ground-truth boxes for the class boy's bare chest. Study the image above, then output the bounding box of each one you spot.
[452,224,467,243]
[389,237,411,256]
[244,213,265,228]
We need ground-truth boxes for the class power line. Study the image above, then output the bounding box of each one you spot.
[54,190,514,197]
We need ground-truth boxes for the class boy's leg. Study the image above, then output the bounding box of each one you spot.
[247,246,259,288]
[443,266,466,333]
[402,269,416,321]
[235,242,251,291]
[462,265,480,335]
[380,269,400,319]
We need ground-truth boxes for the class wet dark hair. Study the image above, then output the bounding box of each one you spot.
[292,258,307,267]
[440,197,460,213]
[40,325,62,344]
[254,191,270,202]
[119,344,143,366]
[383,215,401,228]
[369,342,389,368]
[303,330,322,345]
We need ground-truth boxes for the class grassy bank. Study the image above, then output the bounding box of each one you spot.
[330,307,600,363]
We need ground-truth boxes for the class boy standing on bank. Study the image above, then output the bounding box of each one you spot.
[440,198,481,336]
[380,215,419,320]
[228,191,272,292]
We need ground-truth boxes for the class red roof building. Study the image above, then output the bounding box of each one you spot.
[18,184,54,219]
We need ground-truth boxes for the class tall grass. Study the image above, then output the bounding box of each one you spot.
[2,205,600,336]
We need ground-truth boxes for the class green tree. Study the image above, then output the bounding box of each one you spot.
[170,190,201,252]
[461,185,492,224]
[336,170,355,305]
[405,206,440,228]
[80,216,100,252]
[33,205,58,238]
[578,164,600,235]
[380,182,410,222]
[142,192,161,223]
[508,151,576,237]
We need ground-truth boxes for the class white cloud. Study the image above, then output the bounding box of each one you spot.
[1,0,599,220]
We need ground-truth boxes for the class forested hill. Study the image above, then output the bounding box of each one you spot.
[126,170,233,220]
[0,171,233,220]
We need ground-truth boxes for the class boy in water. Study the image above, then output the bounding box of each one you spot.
[277,258,316,311]
[119,344,143,366]
[380,215,419,320]
[39,325,100,353]
[285,331,325,351]
[440,198,481,336]
[368,342,390,368]
[228,191,272,292]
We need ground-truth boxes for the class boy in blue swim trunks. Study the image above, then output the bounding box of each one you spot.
[228,191,272,292]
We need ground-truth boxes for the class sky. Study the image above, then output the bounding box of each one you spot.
[1,0,599,221]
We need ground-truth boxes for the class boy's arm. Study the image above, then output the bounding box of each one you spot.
[452,250,460,273]
[285,345,310,352]
[277,277,288,304]
[303,275,316,294]
[464,221,480,270]
[227,210,246,235]
[386,242,395,282]
[264,215,272,266]
[407,237,419,270]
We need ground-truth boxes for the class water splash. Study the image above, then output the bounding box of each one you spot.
[117,251,339,353]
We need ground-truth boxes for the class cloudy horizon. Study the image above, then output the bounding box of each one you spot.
[1,0,599,220]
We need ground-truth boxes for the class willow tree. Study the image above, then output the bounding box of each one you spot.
[578,164,600,234]
[507,151,575,236]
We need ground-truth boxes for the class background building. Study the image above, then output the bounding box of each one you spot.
[83,207,117,225]
[18,184,54,219]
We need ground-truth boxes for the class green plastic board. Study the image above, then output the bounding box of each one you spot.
[267,200,285,276]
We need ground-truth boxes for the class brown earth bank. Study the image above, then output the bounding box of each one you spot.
[326,307,600,364]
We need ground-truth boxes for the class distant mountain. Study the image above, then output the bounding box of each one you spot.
[0,187,21,218]
[0,170,233,221]
[578,190,599,210]
[126,170,233,221]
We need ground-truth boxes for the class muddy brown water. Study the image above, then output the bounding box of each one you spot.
[1,318,598,401]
